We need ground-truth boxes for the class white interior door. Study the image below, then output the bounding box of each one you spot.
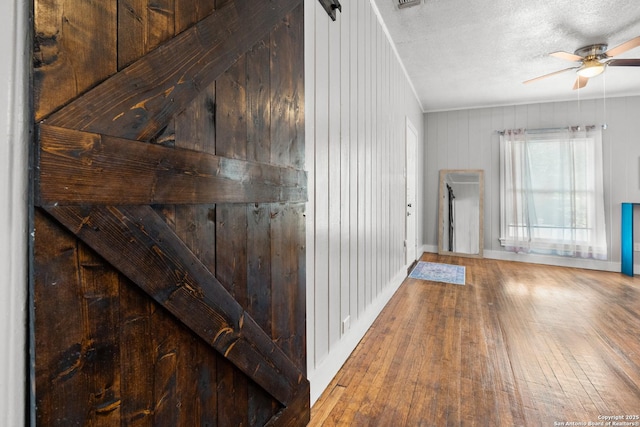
[405,118,418,265]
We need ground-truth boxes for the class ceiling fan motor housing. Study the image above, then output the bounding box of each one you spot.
[575,44,609,78]
[575,44,608,60]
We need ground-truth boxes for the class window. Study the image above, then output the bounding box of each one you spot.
[499,127,607,260]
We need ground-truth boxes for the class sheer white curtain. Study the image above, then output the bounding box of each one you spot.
[499,126,607,260]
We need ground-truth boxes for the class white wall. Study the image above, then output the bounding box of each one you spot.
[0,0,29,425]
[424,96,640,271]
[305,0,424,404]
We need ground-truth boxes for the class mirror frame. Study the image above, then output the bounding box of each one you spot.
[437,169,484,258]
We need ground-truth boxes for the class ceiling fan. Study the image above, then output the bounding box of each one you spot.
[524,36,640,90]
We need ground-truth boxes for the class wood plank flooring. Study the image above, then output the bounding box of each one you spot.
[309,253,640,426]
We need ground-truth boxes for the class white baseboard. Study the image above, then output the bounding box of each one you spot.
[483,249,623,272]
[419,244,625,273]
[308,265,408,406]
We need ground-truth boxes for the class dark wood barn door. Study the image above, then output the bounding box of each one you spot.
[31,0,308,425]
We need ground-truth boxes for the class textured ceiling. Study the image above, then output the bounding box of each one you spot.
[372,0,640,112]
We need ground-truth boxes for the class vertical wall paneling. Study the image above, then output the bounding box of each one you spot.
[305,0,425,403]
[373,13,381,298]
[356,0,366,319]
[304,0,317,371]
[364,4,372,308]
[423,97,640,270]
[313,8,330,363]
[477,108,493,250]
[339,2,351,338]
[0,0,28,424]
[424,114,438,247]
[489,107,505,251]
[348,0,359,324]
[328,3,341,349]
[382,34,389,289]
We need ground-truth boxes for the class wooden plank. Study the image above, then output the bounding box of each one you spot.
[290,4,305,169]
[45,0,302,141]
[215,0,232,9]
[265,380,310,427]
[216,54,248,159]
[271,204,307,371]
[172,74,219,426]
[34,214,123,426]
[77,246,122,426]
[175,0,215,34]
[246,204,273,335]
[150,301,180,425]
[247,35,272,164]
[214,51,251,425]
[246,40,272,316]
[119,277,155,427]
[33,210,88,425]
[34,0,117,120]
[266,4,304,164]
[37,124,307,206]
[174,82,216,154]
[247,203,279,425]
[117,0,147,69]
[245,34,282,425]
[168,186,219,422]
[215,204,250,426]
[147,0,176,52]
[116,0,176,69]
[44,204,307,408]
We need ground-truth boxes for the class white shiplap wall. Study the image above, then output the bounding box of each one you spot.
[305,0,425,403]
[0,0,29,425]
[423,96,640,271]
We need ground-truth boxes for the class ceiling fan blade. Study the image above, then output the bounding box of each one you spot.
[573,75,589,90]
[523,67,578,85]
[550,51,584,62]
[605,36,640,58]
[607,58,640,67]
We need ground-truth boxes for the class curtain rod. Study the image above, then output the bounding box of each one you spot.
[495,124,605,135]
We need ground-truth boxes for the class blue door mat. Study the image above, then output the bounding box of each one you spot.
[409,261,466,285]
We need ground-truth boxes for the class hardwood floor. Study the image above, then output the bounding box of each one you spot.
[309,253,640,426]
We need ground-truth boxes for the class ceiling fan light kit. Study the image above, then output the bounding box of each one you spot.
[525,36,640,90]
[576,59,605,78]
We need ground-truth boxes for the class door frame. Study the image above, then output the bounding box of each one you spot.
[405,117,418,266]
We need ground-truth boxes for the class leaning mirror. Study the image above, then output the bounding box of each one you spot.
[438,169,484,258]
